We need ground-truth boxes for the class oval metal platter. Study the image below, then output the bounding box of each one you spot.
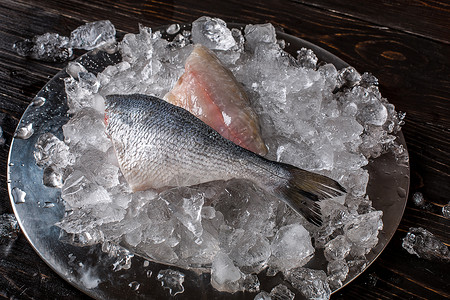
[7,23,409,299]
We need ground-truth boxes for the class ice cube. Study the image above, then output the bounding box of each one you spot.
[139,195,175,244]
[269,223,314,272]
[58,205,123,245]
[124,229,142,248]
[212,180,277,237]
[333,151,368,171]
[360,72,379,88]
[76,149,120,188]
[70,20,116,50]
[61,170,112,208]
[13,33,72,62]
[34,133,75,169]
[175,229,220,267]
[228,231,271,273]
[337,66,361,88]
[344,169,369,197]
[78,72,100,94]
[344,210,383,256]
[231,28,244,51]
[62,108,110,152]
[65,75,102,114]
[42,164,64,188]
[323,117,364,145]
[285,267,331,300]
[326,259,349,289]
[244,23,277,52]
[391,140,409,166]
[242,274,260,293]
[66,62,88,79]
[270,284,295,300]
[120,25,154,64]
[211,251,243,293]
[324,235,352,261]
[218,225,244,250]
[297,48,318,69]
[318,63,338,91]
[191,16,236,50]
[356,99,388,126]
[202,208,224,242]
[106,243,134,271]
[160,187,205,239]
[346,258,367,275]
[402,227,450,262]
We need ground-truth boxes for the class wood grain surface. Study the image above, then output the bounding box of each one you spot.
[1,0,449,299]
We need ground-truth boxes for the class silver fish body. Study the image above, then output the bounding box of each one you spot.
[105,94,345,225]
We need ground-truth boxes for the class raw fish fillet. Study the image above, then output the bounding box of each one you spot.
[165,44,268,156]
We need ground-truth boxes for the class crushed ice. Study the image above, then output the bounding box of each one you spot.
[402,227,450,262]
[13,20,116,62]
[32,17,408,298]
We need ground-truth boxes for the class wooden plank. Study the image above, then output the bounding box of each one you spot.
[292,0,450,44]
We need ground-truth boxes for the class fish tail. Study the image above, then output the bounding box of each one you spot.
[276,164,346,226]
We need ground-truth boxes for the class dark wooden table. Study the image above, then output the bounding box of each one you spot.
[0,0,449,299]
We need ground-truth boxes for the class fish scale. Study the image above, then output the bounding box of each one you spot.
[105,94,346,225]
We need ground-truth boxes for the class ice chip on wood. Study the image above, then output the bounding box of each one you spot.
[70,20,116,50]
[13,32,72,62]
[402,227,450,262]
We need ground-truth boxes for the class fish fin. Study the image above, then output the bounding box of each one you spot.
[277,165,346,226]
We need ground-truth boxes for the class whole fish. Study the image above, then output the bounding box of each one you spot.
[105,94,345,226]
